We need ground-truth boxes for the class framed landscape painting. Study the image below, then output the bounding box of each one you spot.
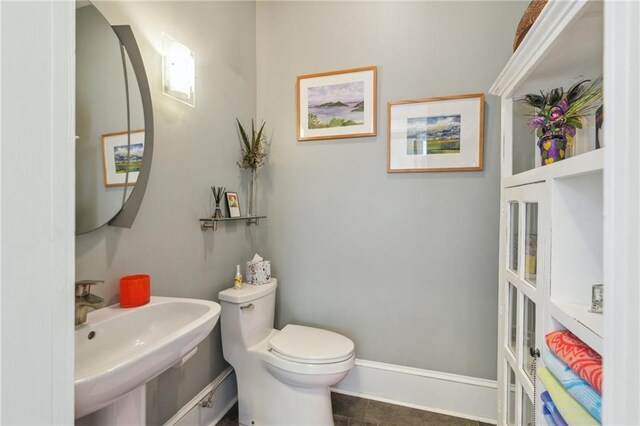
[297,66,377,141]
[387,94,484,172]
[102,129,145,186]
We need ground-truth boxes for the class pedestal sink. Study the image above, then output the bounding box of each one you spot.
[75,296,221,422]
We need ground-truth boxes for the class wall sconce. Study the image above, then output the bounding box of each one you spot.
[162,33,195,107]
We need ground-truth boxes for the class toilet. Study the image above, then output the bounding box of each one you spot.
[218,279,355,426]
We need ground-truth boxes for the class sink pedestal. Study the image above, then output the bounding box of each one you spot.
[76,386,145,426]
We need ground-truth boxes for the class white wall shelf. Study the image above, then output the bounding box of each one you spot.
[493,1,605,424]
[490,1,602,99]
[549,301,603,355]
[503,147,604,189]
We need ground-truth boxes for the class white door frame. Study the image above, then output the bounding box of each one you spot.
[603,1,640,424]
[0,0,75,423]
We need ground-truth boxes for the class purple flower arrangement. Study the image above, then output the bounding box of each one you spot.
[523,75,603,139]
[522,76,603,165]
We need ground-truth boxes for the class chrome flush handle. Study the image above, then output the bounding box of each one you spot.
[240,304,255,312]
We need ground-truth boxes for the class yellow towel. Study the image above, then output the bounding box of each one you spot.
[538,367,599,425]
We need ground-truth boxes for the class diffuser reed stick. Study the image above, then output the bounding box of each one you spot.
[211,186,225,218]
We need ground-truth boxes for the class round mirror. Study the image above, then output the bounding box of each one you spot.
[75,3,151,234]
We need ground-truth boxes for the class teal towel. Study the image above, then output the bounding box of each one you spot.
[544,348,602,422]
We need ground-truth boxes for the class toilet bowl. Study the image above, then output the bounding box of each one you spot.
[218,280,355,426]
[264,324,355,388]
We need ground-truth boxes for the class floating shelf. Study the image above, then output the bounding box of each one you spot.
[200,216,266,231]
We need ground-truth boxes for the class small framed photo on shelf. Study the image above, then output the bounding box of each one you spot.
[297,66,377,141]
[101,129,145,186]
[225,192,241,218]
[387,93,484,172]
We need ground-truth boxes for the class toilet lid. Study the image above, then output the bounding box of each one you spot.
[269,325,355,364]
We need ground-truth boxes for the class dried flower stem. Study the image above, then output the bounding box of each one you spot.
[236,119,267,171]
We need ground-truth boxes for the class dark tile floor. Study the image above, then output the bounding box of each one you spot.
[216,392,494,426]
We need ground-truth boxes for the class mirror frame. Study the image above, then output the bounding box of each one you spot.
[107,25,154,229]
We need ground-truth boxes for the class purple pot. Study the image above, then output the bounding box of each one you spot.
[537,133,567,166]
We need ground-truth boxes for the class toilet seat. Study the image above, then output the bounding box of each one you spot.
[268,324,355,364]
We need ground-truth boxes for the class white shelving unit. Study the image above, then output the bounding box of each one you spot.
[491,1,606,424]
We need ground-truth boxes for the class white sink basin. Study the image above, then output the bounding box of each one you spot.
[75,296,221,418]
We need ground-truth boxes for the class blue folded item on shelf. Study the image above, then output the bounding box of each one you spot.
[543,404,556,426]
[541,390,568,426]
[543,348,603,422]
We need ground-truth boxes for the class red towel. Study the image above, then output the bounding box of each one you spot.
[546,330,602,394]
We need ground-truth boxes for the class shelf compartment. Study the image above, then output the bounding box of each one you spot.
[200,215,266,231]
[550,170,603,320]
[509,101,600,178]
[503,147,603,189]
[548,301,603,355]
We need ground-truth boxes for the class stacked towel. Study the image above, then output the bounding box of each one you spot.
[543,349,602,421]
[545,330,602,393]
[541,391,568,426]
[538,367,599,425]
[543,405,556,426]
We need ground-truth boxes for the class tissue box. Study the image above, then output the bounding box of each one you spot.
[246,260,271,285]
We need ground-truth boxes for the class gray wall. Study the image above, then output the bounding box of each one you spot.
[75,1,526,421]
[75,1,257,424]
[256,1,527,380]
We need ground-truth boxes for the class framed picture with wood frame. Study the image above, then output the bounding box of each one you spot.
[101,129,145,186]
[297,66,377,141]
[387,94,484,173]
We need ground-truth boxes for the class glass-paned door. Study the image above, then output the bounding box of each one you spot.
[500,182,547,425]
[524,203,538,285]
[506,364,517,426]
[522,391,535,426]
[523,296,536,381]
[508,283,518,355]
[508,202,519,273]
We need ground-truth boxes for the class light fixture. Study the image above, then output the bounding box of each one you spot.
[162,33,195,107]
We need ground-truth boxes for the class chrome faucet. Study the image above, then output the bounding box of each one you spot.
[75,280,105,325]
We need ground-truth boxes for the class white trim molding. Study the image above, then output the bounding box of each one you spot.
[164,368,237,426]
[333,359,497,424]
[167,359,497,425]
[489,0,590,97]
[0,1,75,423]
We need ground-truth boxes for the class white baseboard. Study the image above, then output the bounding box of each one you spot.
[164,359,497,425]
[332,359,497,424]
[163,367,237,426]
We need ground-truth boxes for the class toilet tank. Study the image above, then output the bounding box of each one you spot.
[218,279,277,354]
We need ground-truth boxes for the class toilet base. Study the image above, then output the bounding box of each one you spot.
[236,368,334,426]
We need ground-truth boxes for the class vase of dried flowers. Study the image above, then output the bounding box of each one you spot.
[236,119,267,217]
[523,75,603,166]
[248,168,257,217]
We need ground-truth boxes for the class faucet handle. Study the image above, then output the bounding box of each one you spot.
[75,280,104,297]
